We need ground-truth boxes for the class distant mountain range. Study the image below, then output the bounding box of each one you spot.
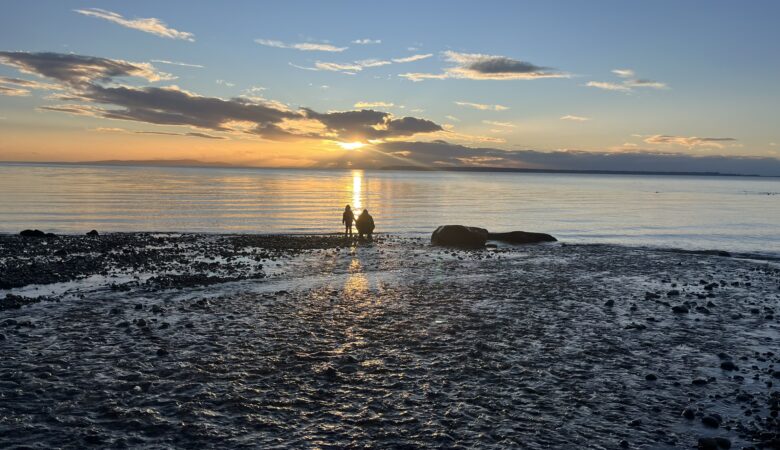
[0,159,772,177]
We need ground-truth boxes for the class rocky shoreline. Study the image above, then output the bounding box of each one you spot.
[1,233,779,448]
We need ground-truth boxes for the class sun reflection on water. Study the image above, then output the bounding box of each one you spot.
[351,170,363,211]
[344,258,368,297]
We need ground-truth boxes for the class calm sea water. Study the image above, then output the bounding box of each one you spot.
[0,163,778,255]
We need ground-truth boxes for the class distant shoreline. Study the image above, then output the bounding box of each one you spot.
[0,160,774,178]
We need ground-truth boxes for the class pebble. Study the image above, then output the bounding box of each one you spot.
[701,415,721,428]
[696,436,731,449]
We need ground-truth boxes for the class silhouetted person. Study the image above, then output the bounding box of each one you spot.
[355,209,375,240]
[342,205,355,237]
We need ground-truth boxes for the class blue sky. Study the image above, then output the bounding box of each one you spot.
[1,1,779,172]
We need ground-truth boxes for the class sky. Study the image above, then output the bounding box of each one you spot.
[1,0,780,174]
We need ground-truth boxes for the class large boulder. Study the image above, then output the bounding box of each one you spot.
[431,225,488,248]
[19,229,56,238]
[488,231,556,244]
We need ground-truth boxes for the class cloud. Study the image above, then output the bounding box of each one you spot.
[91,127,223,139]
[303,108,442,141]
[0,76,63,96]
[292,53,433,74]
[445,115,460,122]
[586,81,632,92]
[352,39,381,45]
[392,54,433,63]
[354,101,394,108]
[2,51,442,144]
[74,8,194,41]
[625,79,668,89]
[482,120,514,128]
[255,39,346,52]
[0,51,172,87]
[0,85,30,96]
[365,141,780,175]
[560,115,590,121]
[38,104,102,116]
[612,69,635,78]
[400,50,567,81]
[136,130,225,139]
[455,101,508,111]
[216,79,235,87]
[643,135,737,149]
[588,69,668,93]
[150,59,204,68]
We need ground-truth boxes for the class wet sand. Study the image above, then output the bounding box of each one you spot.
[1,233,779,449]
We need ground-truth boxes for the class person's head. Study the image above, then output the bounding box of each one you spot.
[345,205,351,210]
[362,209,369,215]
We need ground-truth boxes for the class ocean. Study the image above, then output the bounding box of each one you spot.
[0,163,778,256]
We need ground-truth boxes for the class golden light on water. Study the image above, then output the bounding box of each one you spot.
[351,170,363,210]
[338,141,365,150]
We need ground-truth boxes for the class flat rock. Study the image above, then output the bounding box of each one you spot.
[487,231,557,245]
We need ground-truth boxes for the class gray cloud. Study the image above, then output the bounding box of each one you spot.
[467,57,550,74]
[1,51,442,142]
[0,51,171,86]
[303,109,442,140]
[401,51,567,81]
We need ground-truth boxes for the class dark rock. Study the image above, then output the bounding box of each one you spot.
[19,229,48,238]
[667,289,681,297]
[619,439,629,448]
[645,373,658,381]
[487,230,557,245]
[697,437,731,449]
[156,348,169,357]
[431,225,488,248]
[692,378,708,386]
[682,407,696,419]
[604,299,615,307]
[86,230,99,237]
[628,418,641,427]
[645,292,661,300]
[720,361,738,371]
[672,305,689,314]
[701,415,721,428]
[136,319,146,327]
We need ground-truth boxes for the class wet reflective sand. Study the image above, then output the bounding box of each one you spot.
[1,235,779,448]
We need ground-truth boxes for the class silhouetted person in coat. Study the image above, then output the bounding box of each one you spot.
[355,209,375,241]
[342,205,355,237]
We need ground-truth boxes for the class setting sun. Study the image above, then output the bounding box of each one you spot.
[338,141,366,150]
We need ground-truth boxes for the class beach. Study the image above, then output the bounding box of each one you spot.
[1,233,778,449]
